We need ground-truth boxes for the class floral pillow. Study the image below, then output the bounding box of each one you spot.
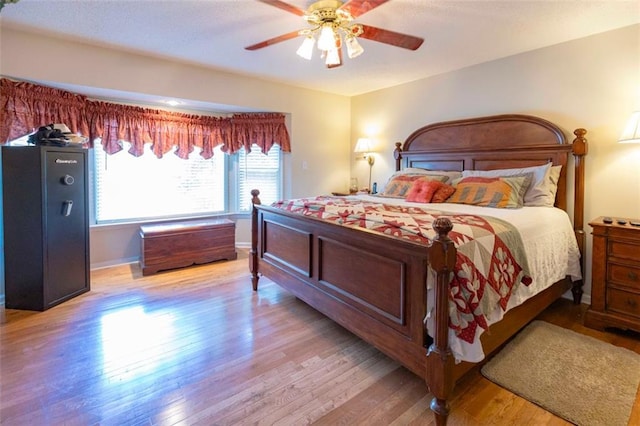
[381,174,448,198]
[446,174,533,208]
[431,182,456,203]
[405,178,441,203]
[405,179,456,203]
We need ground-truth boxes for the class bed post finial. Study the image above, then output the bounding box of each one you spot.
[394,142,403,172]
[251,189,262,206]
[250,189,261,291]
[426,217,456,426]
[572,128,588,304]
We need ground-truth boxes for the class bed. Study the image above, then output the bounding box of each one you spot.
[249,114,588,425]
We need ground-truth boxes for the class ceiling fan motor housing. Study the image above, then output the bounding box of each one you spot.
[305,0,353,25]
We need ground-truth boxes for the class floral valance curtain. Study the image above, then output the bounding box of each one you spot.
[0,78,291,159]
[85,101,229,159]
[0,78,90,144]
[225,113,292,155]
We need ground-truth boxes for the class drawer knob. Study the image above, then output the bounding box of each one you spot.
[628,299,638,308]
[628,271,638,281]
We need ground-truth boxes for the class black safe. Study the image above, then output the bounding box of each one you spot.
[2,145,90,310]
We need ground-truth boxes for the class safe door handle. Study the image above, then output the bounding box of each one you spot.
[62,200,73,216]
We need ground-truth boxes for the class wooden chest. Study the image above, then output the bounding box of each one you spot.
[139,218,237,276]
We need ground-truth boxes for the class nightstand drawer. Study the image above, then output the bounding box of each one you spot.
[609,263,640,289]
[610,240,640,261]
[607,288,640,319]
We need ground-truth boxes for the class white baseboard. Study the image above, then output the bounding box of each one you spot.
[561,290,591,306]
[90,257,139,270]
[89,244,251,270]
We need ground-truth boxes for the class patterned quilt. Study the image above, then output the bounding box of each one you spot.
[271,196,532,344]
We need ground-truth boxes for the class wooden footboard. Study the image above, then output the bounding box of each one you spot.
[250,204,444,377]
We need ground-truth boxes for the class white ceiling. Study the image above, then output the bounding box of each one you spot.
[1,0,639,98]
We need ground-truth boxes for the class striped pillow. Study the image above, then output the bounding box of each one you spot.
[446,174,532,208]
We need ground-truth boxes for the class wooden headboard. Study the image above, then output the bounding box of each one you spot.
[393,114,588,269]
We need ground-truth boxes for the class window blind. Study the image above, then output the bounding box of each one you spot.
[94,143,226,223]
[238,144,281,212]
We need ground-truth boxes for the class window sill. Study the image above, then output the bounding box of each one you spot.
[90,212,251,230]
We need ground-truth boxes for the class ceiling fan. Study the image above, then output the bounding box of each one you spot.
[245,0,424,68]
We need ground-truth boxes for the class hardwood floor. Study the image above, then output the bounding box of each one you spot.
[1,250,639,425]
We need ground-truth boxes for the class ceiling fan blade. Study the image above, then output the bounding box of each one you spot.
[339,0,390,18]
[245,30,301,51]
[256,0,305,16]
[360,24,424,50]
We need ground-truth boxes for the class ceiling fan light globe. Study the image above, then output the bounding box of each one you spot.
[317,24,336,51]
[296,36,315,60]
[346,36,364,59]
[325,47,341,66]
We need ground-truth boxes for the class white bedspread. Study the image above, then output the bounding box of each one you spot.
[354,195,582,362]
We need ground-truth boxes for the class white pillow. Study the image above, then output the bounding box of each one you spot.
[461,163,557,207]
[547,165,562,204]
[391,168,462,184]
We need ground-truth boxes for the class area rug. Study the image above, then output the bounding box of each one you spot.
[481,321,640,426]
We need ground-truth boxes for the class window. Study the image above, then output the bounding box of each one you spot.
[93,142,282,224]
[237,144,281,212]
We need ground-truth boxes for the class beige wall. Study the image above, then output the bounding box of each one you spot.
[1,24,638,301]
[0,26,352,269]
[350,24,640,301]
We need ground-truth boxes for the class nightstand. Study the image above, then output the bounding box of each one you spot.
[584,217,640,333]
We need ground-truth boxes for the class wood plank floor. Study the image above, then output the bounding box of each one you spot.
[1,249,639,425]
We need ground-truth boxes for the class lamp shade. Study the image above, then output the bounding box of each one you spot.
[354,138,372,153]
[619,111,640,143]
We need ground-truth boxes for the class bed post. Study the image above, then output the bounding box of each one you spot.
[425,217,457,426]
[394,142,403,171]
[250,189,261,291]
[571,128,588,304]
